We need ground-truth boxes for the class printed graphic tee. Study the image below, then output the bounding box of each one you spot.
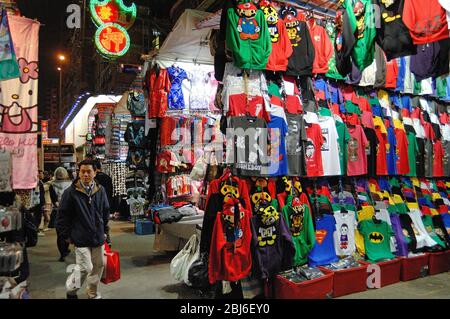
[333,207,357,257]
[318,116,341,176]
[305,123,324,177]
[286,114,307,176]
[335,119,351,175]
[266,115,288,176]
[358,219,395,262]
[308,214,339,267]
[347,125,368,176]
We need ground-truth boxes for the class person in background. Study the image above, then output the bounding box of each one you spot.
[41,175,53,233]
[43,170,51,183]
[32,170,45,236]
[56,159,110,299]
[49,167,73,261]
[94,160,113,246]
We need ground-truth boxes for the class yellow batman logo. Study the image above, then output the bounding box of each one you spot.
[369,232,384,243]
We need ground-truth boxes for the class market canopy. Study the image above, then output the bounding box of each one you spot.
[157,9,214,65]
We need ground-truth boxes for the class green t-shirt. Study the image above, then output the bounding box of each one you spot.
[413,80,422,95]
[406,131,419,177]
[268,82,282,98]
[422,215,446,248]
[345,0,376,71]
[358,219,395,262]
[335,120,351,175]
[345,100,362,115]
[436,77,447,99]
[319,107,332,117]
[282,195,316,266]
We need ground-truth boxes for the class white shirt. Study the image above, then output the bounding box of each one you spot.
[303,111,319,124]
[318,116,341,176]
[408,209,438,249]
[333,209,357,257]
[403,56,415,95]
[441,123,450,141]
[359,59,377,86]
[420,78,433,96]
[413,118,426,138]
[439,0,450,29]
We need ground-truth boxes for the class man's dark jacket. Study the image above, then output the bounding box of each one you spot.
[56,179,110,248]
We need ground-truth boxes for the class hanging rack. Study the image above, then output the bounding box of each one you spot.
[274,0,337,19]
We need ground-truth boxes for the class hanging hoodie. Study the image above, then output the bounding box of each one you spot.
[402,0,449,45]
[334,7,356,77]
[410,42,440,81]
[374,0,416,61]
[260,1,293,71]
[226,0,272,70]
[280,6,315,77]
[308,19,333,74]
[345,0,376,72]
[209,197,253,283]
[281,195,316,266]
[374,43,387,88]
[250,201,295,280]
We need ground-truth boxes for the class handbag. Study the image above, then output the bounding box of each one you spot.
[101,242,120,284]
[170,234,199,286]
[23,210,38,248]
[188,252,210,290]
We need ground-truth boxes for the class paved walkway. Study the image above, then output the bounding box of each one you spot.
[26,221,450,299]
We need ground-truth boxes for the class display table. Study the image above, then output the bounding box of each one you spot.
[152,215,203,252]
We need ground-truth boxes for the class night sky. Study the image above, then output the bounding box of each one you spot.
[14,0,175,119]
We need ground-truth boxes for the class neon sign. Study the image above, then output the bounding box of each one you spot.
[95,23,130,58]
[90,0,136,30]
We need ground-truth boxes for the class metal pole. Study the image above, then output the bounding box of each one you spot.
[59,68,62,165]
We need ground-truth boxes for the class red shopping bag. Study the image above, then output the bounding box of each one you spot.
[101,243,120,284]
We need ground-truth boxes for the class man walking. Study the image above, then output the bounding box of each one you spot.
[56,160,110,299]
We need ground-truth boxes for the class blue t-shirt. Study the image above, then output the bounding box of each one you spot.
[314,78,330,101]
[445,76,450,101]
[401,96,412,113]
[387,126,397,175]
[442,213,450,228]
[308,214,338,267]
[395,57,406,92]
[390,94,402,109]
[370,98,383,117]
[266,116,288,176]
[378,177,391,192]
[329,82,342,104]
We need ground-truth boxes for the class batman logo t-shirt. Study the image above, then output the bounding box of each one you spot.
[358,219,395,262]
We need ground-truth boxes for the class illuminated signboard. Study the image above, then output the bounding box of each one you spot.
[95,23,130,58]
[90,0,136,30]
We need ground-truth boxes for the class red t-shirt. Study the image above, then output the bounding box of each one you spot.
[160,116,177,147]
[395,128,410,175]
[347,125,368,176]
[305,124,324,177]
[385,59,398,89]
[358,97,371,113]
[433,140,444,177]
[375,127,388,175]
[228,94,271,122]
[285,95,303,114]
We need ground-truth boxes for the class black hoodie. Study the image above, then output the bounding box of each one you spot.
[335,9,356,77]
[280,6,315,77]
[374,0,416,61]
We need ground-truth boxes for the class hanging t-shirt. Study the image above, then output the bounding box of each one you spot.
[395,128,410,175]
[308,214,339,267]
[305,123,324,177]
[358,219,395,262]
[422,215,447,248]
[375,127,388,175]
[433,140,445,177]
[127,196,145,216]
[424,138,434,178]
[228,94,271,122]
[266,115,288,176]
[387,126,397,175]
[229,116,268,176]
[335,119,351,176]
[406,130,419,177]
[364,127,378,177]
[385,58,399,88]
[347,124,368,176]
[318,116,341,176]
[286,114,307,176]
[333,208,357,257]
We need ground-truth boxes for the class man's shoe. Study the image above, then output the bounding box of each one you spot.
[58,256,65,262]
[38,232,45,237]
[88,294,102,299]
[66,293,78,299]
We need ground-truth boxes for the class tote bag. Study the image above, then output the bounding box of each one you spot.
[170,234,199,286]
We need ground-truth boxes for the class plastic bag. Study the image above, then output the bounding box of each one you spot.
[170,234,199,286]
